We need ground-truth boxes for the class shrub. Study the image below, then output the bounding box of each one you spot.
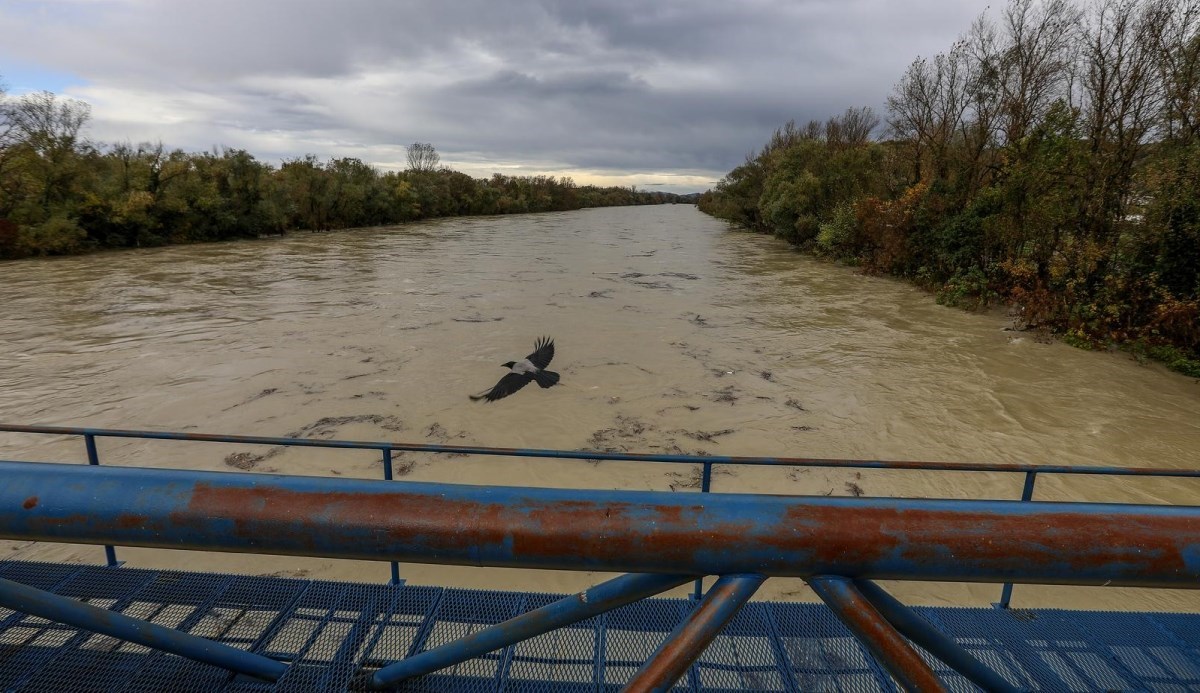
[19,216,88,256]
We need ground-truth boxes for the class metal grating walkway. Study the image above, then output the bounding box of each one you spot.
[3,561,1200,692]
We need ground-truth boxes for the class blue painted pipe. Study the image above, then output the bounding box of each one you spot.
[370,572,694,688]
[625,574,765,692]
[3,460,1200,586]
[809,576,946,692]
[853,579,1020,692]
[0,576,288,682]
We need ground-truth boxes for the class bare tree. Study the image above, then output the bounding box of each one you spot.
[960,15,1006,193]
[826,107,880,150]
[887,45,971,181]
[1077,0,1163,240]
[11,90,90,157]
[406,142,440,172]
[1148,0,1200,144]
[5,90,92,208]
[996,0,1081,145]
[888,56,939,181]
[0,77,18,218]
[0,78,13,149]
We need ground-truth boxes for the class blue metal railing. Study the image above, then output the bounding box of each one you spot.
[4,423,1200,692]
[3,422,1200,609]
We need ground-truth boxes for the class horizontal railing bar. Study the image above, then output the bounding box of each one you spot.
[2,423,1198,479]
[3,460,1200,587]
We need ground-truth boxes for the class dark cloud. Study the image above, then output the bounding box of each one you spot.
[0,0,993,191]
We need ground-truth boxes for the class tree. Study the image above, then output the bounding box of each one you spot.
[0,76,19,219]
[405,142,440,172]
[9,90,93,211]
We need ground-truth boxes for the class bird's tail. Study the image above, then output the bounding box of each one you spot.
[534,370,560,388]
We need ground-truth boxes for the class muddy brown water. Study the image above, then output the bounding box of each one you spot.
[2,205,1199,610]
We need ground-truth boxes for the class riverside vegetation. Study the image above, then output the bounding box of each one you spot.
[0,89,689,261]
[699,0,1200,377]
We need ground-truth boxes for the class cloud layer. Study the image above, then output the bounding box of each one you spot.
[1,0,993,192]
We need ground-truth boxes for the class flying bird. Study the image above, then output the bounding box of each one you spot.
[470,336,561,402]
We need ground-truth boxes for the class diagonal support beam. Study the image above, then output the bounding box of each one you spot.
[625,573,765,693]
[854,579,1020,692]
[369,572,695,689]
[808,576,946,693]
[0,576,288,682]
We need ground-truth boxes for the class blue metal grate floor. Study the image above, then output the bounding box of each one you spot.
[3,561,1200,692]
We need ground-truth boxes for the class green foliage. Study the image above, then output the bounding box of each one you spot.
[699,0,1200,373]
[1128,340,1200,378]
[19,215,87,255]
[936,267,997,310]
[0,107,687,260]
[815,202,857,258]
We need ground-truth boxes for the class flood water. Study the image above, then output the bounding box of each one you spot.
[2,205,1199,611]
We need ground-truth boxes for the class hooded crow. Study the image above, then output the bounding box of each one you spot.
[470,336,561,402]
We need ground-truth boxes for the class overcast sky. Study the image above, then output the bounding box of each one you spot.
[1,0,993,193]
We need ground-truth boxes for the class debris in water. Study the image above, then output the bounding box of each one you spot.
[709,386,739,404]
[631,280,676,290]
[222,388,279,412]
[287,415,404,439]
[397,320,444,331]
[674,428,736,443]
[223,448,282,470]
[424,422,469,457]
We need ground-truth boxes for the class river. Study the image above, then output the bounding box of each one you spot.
[2,205,1198,611]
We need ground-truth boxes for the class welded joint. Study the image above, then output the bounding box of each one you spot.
[808,576,947,693]
[852,579,1021,693]
[625,573,766,693]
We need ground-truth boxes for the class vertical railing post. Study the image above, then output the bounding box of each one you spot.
[997,470,1037,609]
[85,434,120,568]
[693,461,714,600]
[382,448,401,586]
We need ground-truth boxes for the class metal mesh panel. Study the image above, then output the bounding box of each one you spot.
[599,594,692,691]
[5,561,1200,692]
[123,571,308,693]
[502,593,601,692]
[767,601,900,692]
[3,562,156,693]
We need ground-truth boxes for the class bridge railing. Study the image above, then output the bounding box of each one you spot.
[3,422,1200,608]
[4,422,1200,691]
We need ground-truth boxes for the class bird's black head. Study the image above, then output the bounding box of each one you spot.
[501,361,516,368]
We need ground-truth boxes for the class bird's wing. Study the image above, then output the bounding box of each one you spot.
[526,336,555,369]
[472,372,533,402]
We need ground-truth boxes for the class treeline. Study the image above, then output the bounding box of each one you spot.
[0,89,685,260]
[700,0,1200,376]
